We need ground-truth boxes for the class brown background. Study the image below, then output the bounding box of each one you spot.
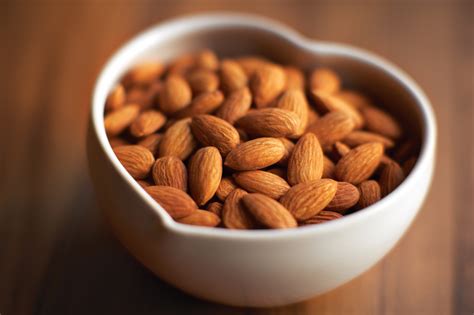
[1,1,473,314]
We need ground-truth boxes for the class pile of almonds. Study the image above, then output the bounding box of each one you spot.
[104,49,419,229]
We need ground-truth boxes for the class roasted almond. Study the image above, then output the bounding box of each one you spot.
[325,182,360,213]
[250,64,286,107]
[358,180,381,208]
[242,193,297,229]
[311,91,364,128]
[236,108,301,138]
[287,133,324,185]
[222,188,256,229]
[174,90,224,118]
[309,67,341,94]
[215,177,238,201]
[361,106,401,139]
[158,118,197,160]
[343,130,394,149]
[306,111,355,148]
[215,87,252,124]
[144,185,197,219]
[137,133,162,155]
[224,137,286,171]
[158,75,192,115]
[233,170,290,199]
[335,142,384,184]
[152,156,187,191]
[302,211,343,225]
[219,59,248,92]
[177,210,221,227]
[277,137,295,166]
[186,69,219,94]
[104,104,140,136]
[122,62,164,86]
[130,110,166,137]
[191,115,240,156]
[280,179,338,221]
[276,89,309,135]
[113,145,155,179]
[206,202,223,217]
[105,84,126,111]
[188,146,223,205]
[379,161,405,196]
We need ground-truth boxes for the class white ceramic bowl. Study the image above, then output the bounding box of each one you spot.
[87,13,436,307]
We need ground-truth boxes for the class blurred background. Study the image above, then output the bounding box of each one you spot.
[1,1,472,314]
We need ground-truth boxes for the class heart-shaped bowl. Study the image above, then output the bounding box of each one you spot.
[87,13,436,307]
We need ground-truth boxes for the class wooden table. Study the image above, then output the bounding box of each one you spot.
[1,1,473,314]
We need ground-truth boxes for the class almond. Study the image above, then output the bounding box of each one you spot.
[266,167,287,179]
[215,177,238,201]
[275,89,309,135]
[215,87,252,124]
[402,156,417,175]
[280,179,338,221]
[302,211,343,225]
[126,86,154,109]
[167,54,196,75]
[335,142,384,184]
[336,90,372,109]
[242,193,297,229]
[188,147,223,205]
[144,186,197,219]
[287,133,324,185]
[129,110,166,137]
[104,104,140,136]
[174,90,224,118]
[177,210,221,227]
[325,182,360,213]
[283,66,305,90]
[219,59,248,92]
[109,137,129,148]
[311,91,364,128]
[333,141,351,159]
[152,156,187,191]
[158,75,192,115]
[233,170,290,199]
[136,179,152,188]
[191,115,240,156]
[105,84,126,111]
[358,180,381,208]
[236,56,271,76]
[236,108,301,138]
[222,188,256,229]
[224,137,286,171]
[394,139,419,162]
[186,69,219,94]
[361,106,401,139]
[137,133,162,155]
[277,137,295,166]
[309,67,341,94]
[323,156,336,179]
[250,64,286,107]
[306,111,355,148]
[122,62,164,86]
[343,130,394,149]
[158,118,197,160]
[206,202,223,217]
[379,161,405,196]
[113,145,155,179]
[307,108,320,126]
[195,49,219,71]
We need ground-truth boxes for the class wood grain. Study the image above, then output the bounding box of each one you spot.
[1,1,472,314]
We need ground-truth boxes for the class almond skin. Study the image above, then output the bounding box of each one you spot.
[144,185,197,219]
[323,156,336,179]
[219,59,248,92]
[287,133,324,185]
[122,62,164,86]
[222,188,256,229]
[158,118,197,160]
[236,108,301,138]
[402,156,417,175]
[206,202,223,217]
[333,141,351,159]
[280,179,338,221]
[343,130,394,149]
[250,64,286,107]
[358,180,381,208]
[215,177,238,201]
[109,137,129,148]
[174,90,224,119]
[361,106,401,139]
[309,68,341,94]
[187,68,219,94]
[113,145,155,179]
[136,179,152,188]
[325,182,360,213]
[335,142,384,184]
[104,104,140,136]
[233,170,290,199]
[275,89,309,135]
[242,193,297,229]
[177,210,221,227]
[152,156,187,191]
[379,161,405,196]
[336,90,372,109]
[311,91,364,128]
[158,75,192,115]
[195,49,219,70]
[105,84,126,111]
[188,147,223,205]
[191,115,240,156]
[224,137,286,171]
[215,87,252,124]
[306,111,355,148]
[130,110,166,137]
[302,211,343,225]
[283,66,305,90]
[277,137,295,167]
[137,133,162,155]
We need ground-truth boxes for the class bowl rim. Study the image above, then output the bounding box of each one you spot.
[91,12,437,240]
